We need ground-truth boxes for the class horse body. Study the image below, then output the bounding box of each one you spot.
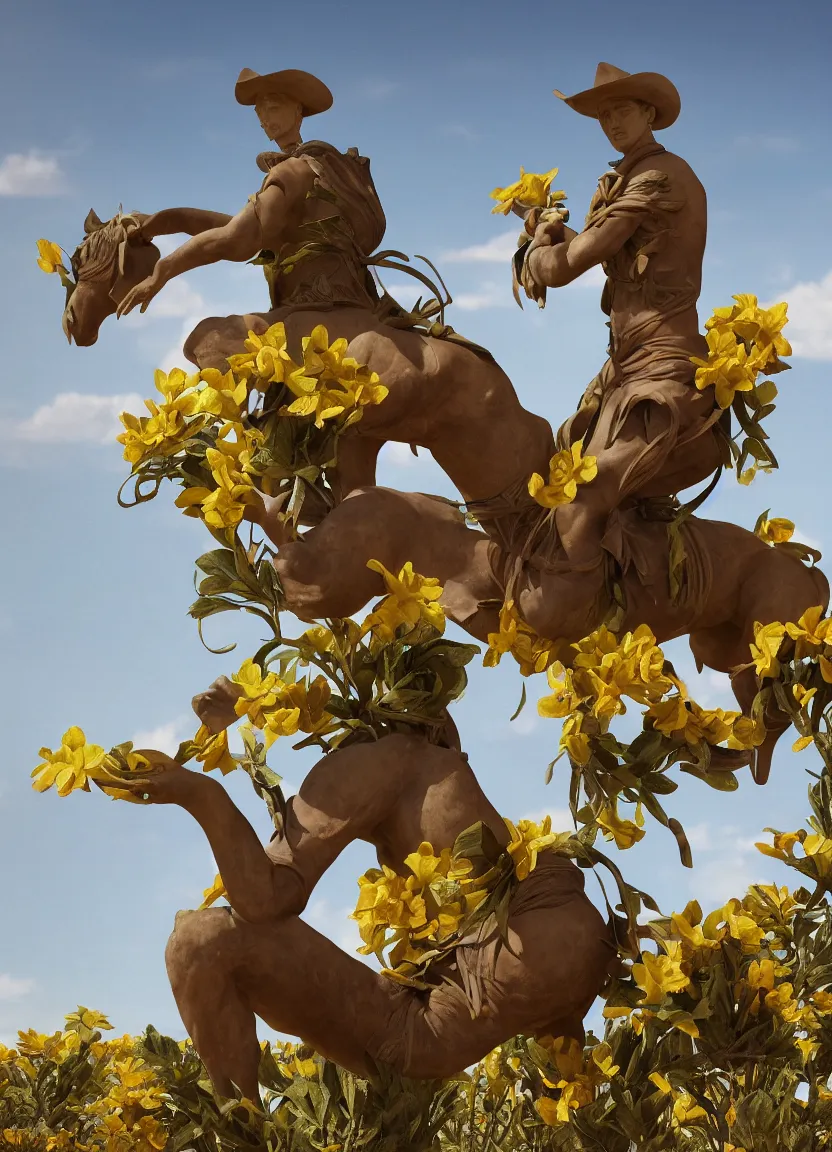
[273,486,829,783]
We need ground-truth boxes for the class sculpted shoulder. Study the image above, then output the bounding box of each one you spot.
[629,150,705,202]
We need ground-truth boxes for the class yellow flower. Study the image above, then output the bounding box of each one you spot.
[16,1029,52,1056]
[279,325,389,428]
[117,367,210,466]
[596,801,645,850]
[175,421,263,531]
[64,1007,112,1033]
[691,327,758,409]
[362,559,445,640]
[192,725,237,776]
[632,947,690,1003]
[528,441,597,508]
[785,604,832,660]
[504,815,563,880]
[803,833,832,877]
[793,682,817,709]
[706,294,792,370]
[749,620,786,678]
[228,322,298,384]
[485,600,564,676]
[31,727,107,796]
[559,712,591,766]
[490,167,565,214]
[36,238,65,274]
[756,515,794,545]
[194,367,249,421]
[535,1096,563,1127]
[722,899,765,951]
[756,828,803,863]
[200,873,227,909]
[672,1092,707,1126]
[796,1037,820,1062]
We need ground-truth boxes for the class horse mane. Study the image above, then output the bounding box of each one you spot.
[71,213,141,284]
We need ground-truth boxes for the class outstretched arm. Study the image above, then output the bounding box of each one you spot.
[117,157,316,317]
[526,212,641,288]
[119,739,403,925]
[139,207,233,241]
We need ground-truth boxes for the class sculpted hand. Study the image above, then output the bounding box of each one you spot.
[116,265,166,317]
[528,216,566,251]
[192,676,244,735]
[109,748,205,806]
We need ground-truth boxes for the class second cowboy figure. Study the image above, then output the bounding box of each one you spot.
[517,63,722,639]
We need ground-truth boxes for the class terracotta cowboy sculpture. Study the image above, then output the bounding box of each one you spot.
[100,67,554,511]
[124,718,613,1096]
[516,63,721,640]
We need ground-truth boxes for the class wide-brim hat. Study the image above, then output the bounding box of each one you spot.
[235,68,333,116]
[554,62,680,131]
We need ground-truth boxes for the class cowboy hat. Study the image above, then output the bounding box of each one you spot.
[235,68,333,116]
[554,62,680,130]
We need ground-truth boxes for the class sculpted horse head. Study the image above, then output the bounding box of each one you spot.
[62,209,160,346]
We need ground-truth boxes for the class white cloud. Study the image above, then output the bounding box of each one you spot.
[159,317,205,372]
[15,391,143,445]
[302,897,368,959]
[379,441,420,468]
[0,974,35,1001]
[0,150,66,196]
[121,277,206,326]
[775,271,832,360]
[454,281,509,312]
[131,717,190,756]
[443,232,518,264]
[685,823,763,905]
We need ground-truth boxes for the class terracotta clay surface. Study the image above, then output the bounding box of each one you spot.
[121,735,613,1097]
[57,62,829,1095]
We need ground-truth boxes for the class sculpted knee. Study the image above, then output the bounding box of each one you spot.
[165,908,234,988]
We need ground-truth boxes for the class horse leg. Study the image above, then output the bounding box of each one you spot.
[332,435,385,498]
[691,551,830,785]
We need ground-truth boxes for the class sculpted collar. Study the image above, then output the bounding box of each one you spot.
[607,141,666,179]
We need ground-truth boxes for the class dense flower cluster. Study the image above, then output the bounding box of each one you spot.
[692,294,791,485]
[228,322,388,428]
[351,816,570,983]
[353,841,487,975]
[8,824,832,1151]
[115,321,388,540]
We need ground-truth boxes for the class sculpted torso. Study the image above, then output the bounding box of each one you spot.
[267,734,510,897]
[604,148,707,354]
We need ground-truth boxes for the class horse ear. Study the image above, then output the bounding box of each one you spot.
[84,208,104,234]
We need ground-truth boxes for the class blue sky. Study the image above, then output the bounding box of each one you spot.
[2,0,832,1044]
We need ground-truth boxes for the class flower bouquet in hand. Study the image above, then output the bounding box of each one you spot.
[489,167,569,309]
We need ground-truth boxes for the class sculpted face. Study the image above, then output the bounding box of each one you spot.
[255,95,304,146]
[597,98,655,154]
